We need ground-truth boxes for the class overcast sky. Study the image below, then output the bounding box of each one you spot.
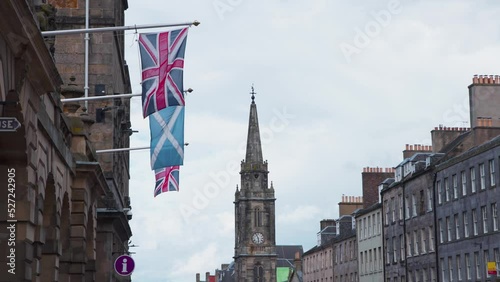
[122,0,500,281]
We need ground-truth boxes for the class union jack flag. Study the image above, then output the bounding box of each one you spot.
[154,166,180,197]
[139,28,188,118]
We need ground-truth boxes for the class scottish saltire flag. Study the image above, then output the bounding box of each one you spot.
[139,28,188,118]
[154,166,180,197]
[149,106,184,170]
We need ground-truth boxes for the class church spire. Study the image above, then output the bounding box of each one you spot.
[245,86,263,163]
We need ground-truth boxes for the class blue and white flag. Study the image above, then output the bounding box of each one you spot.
[149,106,184,170]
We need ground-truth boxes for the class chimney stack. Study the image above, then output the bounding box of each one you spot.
[294,251,302,273]
[361,167,395,208]
[320,219,336,231]
[403,144,433,159]
[469,74,500,129]
[196,273,200,282]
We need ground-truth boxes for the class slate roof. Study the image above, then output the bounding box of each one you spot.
[354,202,382,217]
[218,261,235,282]
[276,245,303,267]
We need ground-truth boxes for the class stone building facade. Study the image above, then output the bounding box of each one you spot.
[0,0,132,281]
[356,203,383,282]
[303,221,335,282]
[435,136,500,281]
[47,0,133,280]
[381,178,405,282]
[400,156,437,282]
[434,78,500,282]
[333,230,358,282]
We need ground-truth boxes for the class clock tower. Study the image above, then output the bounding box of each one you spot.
[234,88,277,282]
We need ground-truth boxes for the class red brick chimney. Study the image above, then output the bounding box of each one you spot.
[362,167,395,209]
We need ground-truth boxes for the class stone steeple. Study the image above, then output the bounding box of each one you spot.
[245,86,263,164]
[234,87,277,282]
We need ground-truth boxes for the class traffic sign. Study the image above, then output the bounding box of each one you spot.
[0,117,21,132]
[114,255,135,276]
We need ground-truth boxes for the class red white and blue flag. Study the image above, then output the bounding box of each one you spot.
[154,166,180,197]
[139,28,188,118]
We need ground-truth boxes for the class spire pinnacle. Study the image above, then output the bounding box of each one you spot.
[245,86,263,163]
[250,84,256,103]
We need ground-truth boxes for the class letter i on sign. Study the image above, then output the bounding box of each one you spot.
[122,258,128,273]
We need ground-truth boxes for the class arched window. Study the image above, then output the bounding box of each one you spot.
[253,265,264,282]
[254,208,262,227]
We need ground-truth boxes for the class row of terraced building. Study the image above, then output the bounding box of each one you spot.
[302,75,500,282]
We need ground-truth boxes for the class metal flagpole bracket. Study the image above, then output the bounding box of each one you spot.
[60,88,193,103]
[61,93,141,103]
[96,146,150,154]
[41,21,201,36]
[96,143,188,154]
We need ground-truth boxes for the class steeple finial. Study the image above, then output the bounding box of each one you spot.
[250,84,256,103]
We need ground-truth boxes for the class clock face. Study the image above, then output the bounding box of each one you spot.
[252,232,264,244]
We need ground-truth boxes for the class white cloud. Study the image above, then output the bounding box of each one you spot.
[278,205,322,225]
[170,243,218,277]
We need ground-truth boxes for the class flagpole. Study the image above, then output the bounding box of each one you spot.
[41,21,200,36]
[61,93,141,103]
[60,88,192,103]
[96,146,150,154]
[96,142,189,154]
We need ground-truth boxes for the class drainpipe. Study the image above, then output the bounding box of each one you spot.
[402,182,408,281]
[432,171,440,281]
[84,0,90,112]
[381,189,386,282]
